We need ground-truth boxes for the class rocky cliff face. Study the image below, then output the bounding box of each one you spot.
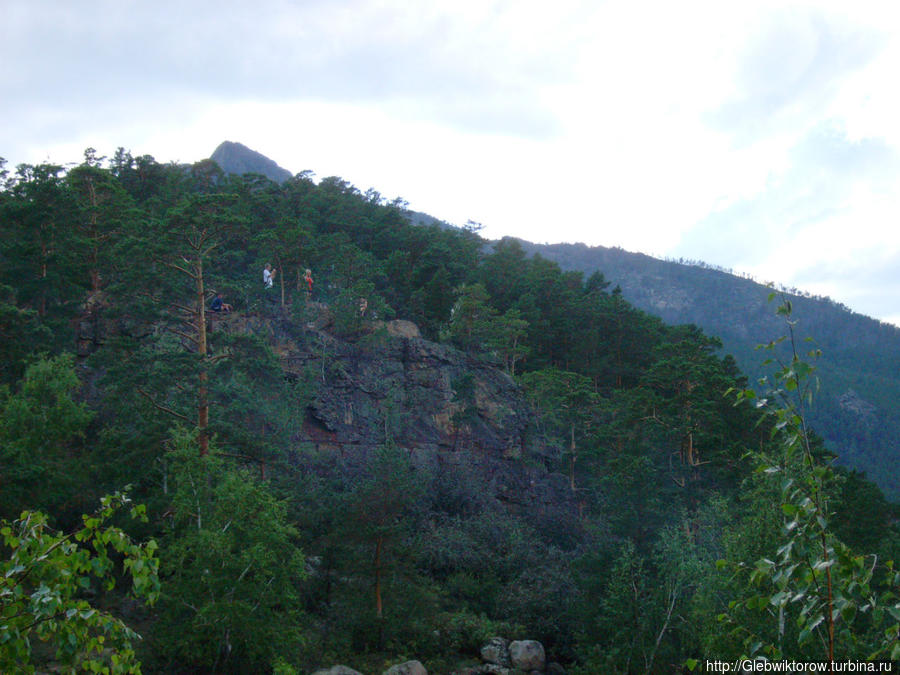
[76,303,573,511]
[211,309,572,512]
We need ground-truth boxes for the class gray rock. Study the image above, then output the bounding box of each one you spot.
[87,308,579,528]
[383,660,427,675]
[508,640,545,672]
[480,637,511,667]
[482,666,510,674]
[453,666,509,675]
[311,666,364,675]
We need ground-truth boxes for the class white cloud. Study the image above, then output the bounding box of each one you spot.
[2,0,900,325]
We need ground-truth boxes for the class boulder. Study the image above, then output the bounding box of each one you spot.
[385,319,421,339]
[452,666,508,675]
[480,637,511,667]
[383,660,427,675]
[508,640,545,672]
[311,666,364,675]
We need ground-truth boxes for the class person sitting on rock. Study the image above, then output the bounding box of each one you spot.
[210,292,232,313]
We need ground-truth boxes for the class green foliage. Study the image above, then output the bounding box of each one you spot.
[518,239,900,500]
[0,492,159,673]
[521,368,600,508]
[151,429,308,672]
[489,308,530,376]
[575,523,707,674]
[0,354,93,520]
[1,149,897,672]
[446,283,497,353]
[0,163,83,343]
[331,278,393,336]
[431,610,520,655]
[66,150,136,293]
[0,284,53,385]
[342,443,427,634]
[722,296,900,662]
[446,284,530,374]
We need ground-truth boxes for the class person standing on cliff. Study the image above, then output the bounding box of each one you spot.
[263,263,276,289]
[303,268,313,299]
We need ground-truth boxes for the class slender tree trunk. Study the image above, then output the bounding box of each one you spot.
[374,535,384,620]
[87,176,101,292]
[374,534,385,648]
[644,586,677,675]
[276,254,285,307]
[569,423,577,493]
[196,257,209,456]
[686,430,694,466]
[822,527,835,667]
[39,236,48,318]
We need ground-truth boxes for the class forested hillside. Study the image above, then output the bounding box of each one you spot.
[513,240,900,501]
[0,149,897,673]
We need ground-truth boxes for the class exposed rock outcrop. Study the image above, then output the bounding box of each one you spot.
[837,389,876,419]
[215,310,574,512]
[210,140,293,183]
[76,302,576,515]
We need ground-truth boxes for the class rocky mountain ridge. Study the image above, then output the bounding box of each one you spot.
[210,140,293,182]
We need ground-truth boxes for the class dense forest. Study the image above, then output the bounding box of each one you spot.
[0,149,898,673]
[512,240,900,501]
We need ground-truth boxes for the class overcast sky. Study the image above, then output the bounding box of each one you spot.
[3,0,899,325]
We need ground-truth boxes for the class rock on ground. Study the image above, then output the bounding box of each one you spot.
[508,640,546,672]
[480,637,511,667]
[311,666,364,675]
[383,660,428,675]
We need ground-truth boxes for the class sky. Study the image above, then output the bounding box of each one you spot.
[3,0,900,326]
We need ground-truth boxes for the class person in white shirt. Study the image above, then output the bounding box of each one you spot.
[263,263,276,289]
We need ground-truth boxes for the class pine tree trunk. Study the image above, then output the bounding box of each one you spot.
[196,257,209,456]
[374,535,384,620]
[87,176,101,292]
[569,423,577,493]
[39,238,48,318]
[276,255,285,307]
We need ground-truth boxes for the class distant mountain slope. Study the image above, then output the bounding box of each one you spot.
[210,141,293,183]
[514,239,900,500]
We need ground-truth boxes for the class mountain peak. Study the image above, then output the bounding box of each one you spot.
[209,141,292,183]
